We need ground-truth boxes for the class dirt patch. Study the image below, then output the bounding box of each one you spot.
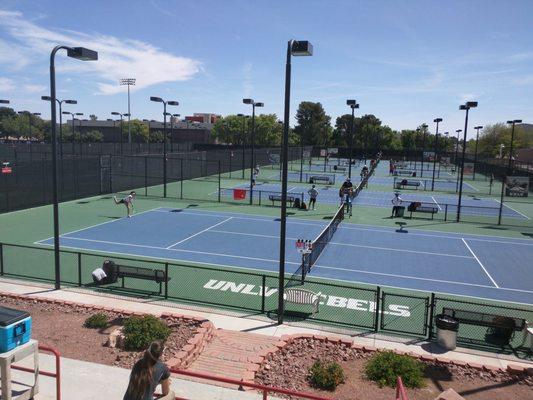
[255,338,533,400]
[0,295,200,369]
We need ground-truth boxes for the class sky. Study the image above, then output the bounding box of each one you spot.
[0,0,532,138]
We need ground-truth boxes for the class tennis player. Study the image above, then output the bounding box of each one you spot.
[343,187,353,217]
[339,178,353,206]
[391,192,403,218]
[307,185,319,210]
[113,191,136,218]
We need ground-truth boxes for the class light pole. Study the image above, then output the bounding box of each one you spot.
[62,111,83,152]
[48,45,97,290]
[111,112,130,155]
[420,123,428,177]
[346,100,359,179]
[237,114,248,179]
[243,98,264,204]
[170,113,180,153]
[456,101,478,222]
[506,120,522,171]
[120,78,135,144]
[42,96,77,158]
[497,119,522,224]
[472,126,483,180]
[17,111,41,141]
[278,39,313,325]
[150,96,179,197]
[454,129,462,192]
[143,119,153,153]
[431,118,442,190]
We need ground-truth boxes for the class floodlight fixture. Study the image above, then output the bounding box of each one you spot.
[346,99,356,105]
[0,99,10,104]
[66,47,98,61]
[291,40,313,56]
[167,101,179,106]
[243,98,254,104]
[150,96,163,103]
[434,118,443,123]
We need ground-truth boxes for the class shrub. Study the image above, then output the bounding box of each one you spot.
[122,315,170,351]
[309,361,345,390]
[364,351,425,388]
[84,312,109,329]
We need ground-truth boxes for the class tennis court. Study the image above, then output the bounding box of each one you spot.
[35,206,533,305]
[219,181,528,219]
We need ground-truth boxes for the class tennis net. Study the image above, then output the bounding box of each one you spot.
[301,203,344,281]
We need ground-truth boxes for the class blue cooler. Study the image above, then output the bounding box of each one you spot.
[0,306,32,353]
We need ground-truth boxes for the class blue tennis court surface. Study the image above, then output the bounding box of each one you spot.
[36,207,533,305]
[220,182,528,219]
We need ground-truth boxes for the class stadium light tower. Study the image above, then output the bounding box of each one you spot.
[456,101,478,222]
[431,118,442,191]
[47,45,97,290]
[120,78,136,144]
[346,100,359,179]
[243,98,264,204]
[472,125,483,180]
[150,96,179,197]
[42,96,77,158]
[278,39,313,325]
[237,113,249,179]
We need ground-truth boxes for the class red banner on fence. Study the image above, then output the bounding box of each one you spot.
[1,167,12,174]
[233,188,246,200]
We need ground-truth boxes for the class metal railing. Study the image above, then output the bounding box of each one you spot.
[11,344,61,400]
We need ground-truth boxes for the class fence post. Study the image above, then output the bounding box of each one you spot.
[0,243,4,276]
[218,161,221,203]
[444,204,448,221]
[261,275,266,313]
[109,156,113,193]
[144,156,148,196]
[180,158,184,199]
[427,292,436,340]
[164,263,169,299]
[374,286,381,332]
[77,253,82,287]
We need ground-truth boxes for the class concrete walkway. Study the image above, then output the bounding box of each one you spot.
[1,278,532,399]
[7,352,278,400]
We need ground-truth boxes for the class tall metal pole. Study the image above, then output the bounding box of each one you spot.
[278,40,292,325]
[249,105,256,205]
[420,124,427,177]
[120,115,124,155]
[454,129,461,192]
[49,46,62,290]
[457,105,475,222]
[241,115,246,179]
[431,118,441,191]
[58,101,63,158]
[163,103,167,197]
[170,116,174,153]
[472,126,482,180]
[127,83,131,144]
[349,106,355,179]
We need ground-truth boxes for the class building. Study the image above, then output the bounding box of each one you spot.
[184,113,220,124]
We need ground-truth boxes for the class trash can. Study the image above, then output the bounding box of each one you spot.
[436,314,459,351]
[396,206,405,218]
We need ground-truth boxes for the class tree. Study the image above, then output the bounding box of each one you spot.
[123,120,149,142]
[89,114,98,121]
[211,114,284,146]
[83,130,104,142]
[294,102,331,146]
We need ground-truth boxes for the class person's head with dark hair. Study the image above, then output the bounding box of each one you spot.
[130,191,136,196]
[124,341,166,400]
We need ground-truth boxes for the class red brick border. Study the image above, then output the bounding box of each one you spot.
[246,333,533,383]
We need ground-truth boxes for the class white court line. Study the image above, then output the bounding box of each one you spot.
[461,238,499,288]
[431,196,442,211]
[493,199,531,220]
[165,217,233,249]
[208,229,475,259]
[45,235,300,266]
[312,264,511,291]
[34,207,164,245]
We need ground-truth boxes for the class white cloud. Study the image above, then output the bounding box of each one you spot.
[23,84,47,93]
[0,9,202,95]
[511,75,533,86]
[0,77,15,91]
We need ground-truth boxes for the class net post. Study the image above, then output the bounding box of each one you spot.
[427,292,436,340]
[164,262,169,299]
[77,252,82,287]
[258,190,261,206]
[374,286,381,332]
[444,204,448,221]
[300,255,306,284]
[261,275,266,313]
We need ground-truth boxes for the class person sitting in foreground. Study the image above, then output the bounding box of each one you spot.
[123,341,175,400]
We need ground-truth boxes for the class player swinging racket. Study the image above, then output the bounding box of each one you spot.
[113,191,136,218]
[341,187,353,217]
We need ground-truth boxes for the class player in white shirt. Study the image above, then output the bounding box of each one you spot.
[391,192,403,218]
[113,191,136,218]
[307,185,319,210]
